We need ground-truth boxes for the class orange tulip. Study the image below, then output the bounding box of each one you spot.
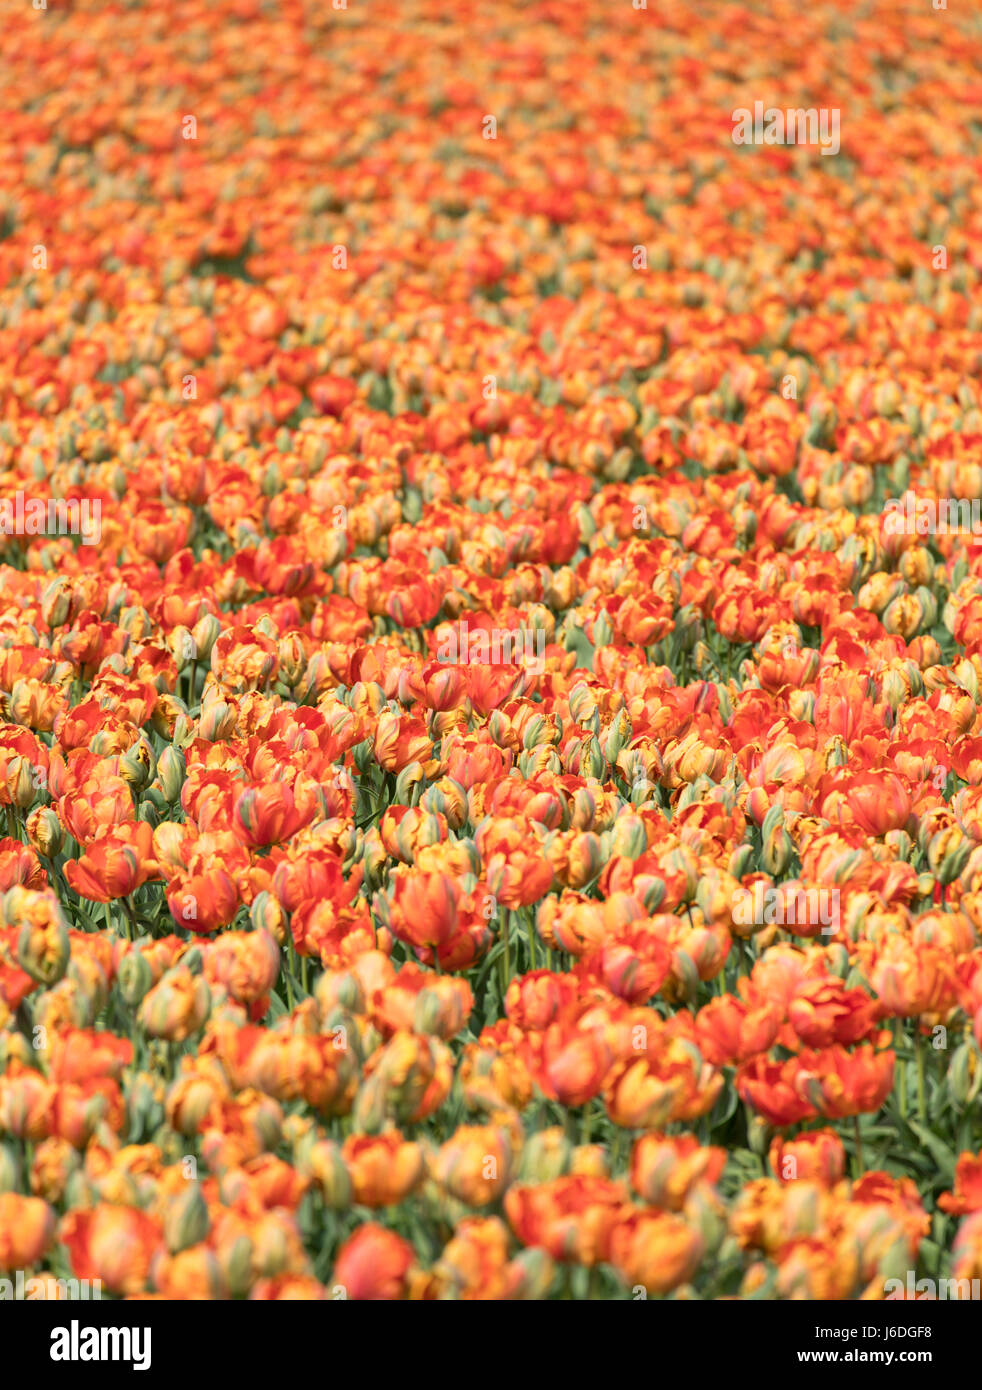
[61,1204,162,1295]
[0,1193,55,1270]
[607,1209,704,1295]
[332,1224,415,1300]
[64,821,160,902]
[505,1176,629,1265]
[342,1132,424,1208]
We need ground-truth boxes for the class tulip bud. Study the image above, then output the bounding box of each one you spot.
[351,1072,388,1135]
[787,689,815,722]
[570,1144,608,1178]
[163,1182,210,1254]
[63,1172,98,1211]
[0,1031,34,1075]
[58,965,105,1026]
[664,846,699,903]
[139,966,211,1042]
[293,652,330,705]
[806,398,837,445]
[357,828,387,887]
[41,577,72,629]
[516,1127,573,1183]
[151,693,190,740]
[35,1141,89,1207]
[641,877,666,913]
[220,1234,255,1299]
[507,1245,555,1300]
[16,907,70,986]
[929,827,971,886]
[883,829,914,861]
[421,777,468,830]
[568,785,598,831]
[172,717,194,750]
[947,1040,982,1108]
[249,890,287,946]
[394,761,424,806]
[747,1115,771,1157]
[170,626,197,672]
[120,740,154,792]
[25,807,63,859]
[157,750,184,806]
[127,1074,162,1137]
[760,806,793,876]
[602,709,632,764]
[692,641,713,676]
[198,697,237,742]
[517,750,561,787]
[673,605,702,652]
[683,1183,727,1257]
[518,714,547,751]
[277,633,307,688]
[952,657,981,704]
[727,843,755,879]
[566,681,598,728]
[262,460,283,497]
[627,776,657,809]
[316,969,365,1017]
[351,738,375,776]
[578,735,606,781]
[118,949,155,1007]
[305,1139,353,1209]
[592,610,614,648]
[408,991,440,1039]
[0,1143,21,1193]
[824,735,849,769]
[877,1232,914,1287]
[608,812,648,861]
[191,614,221,664]
[12,752,43,810]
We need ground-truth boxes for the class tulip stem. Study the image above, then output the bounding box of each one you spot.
[122,896,139,941]
[284,948,295,1011]
[895,1021,907,1119]
[853,1115,864,1176]
[916,1032,927,1124]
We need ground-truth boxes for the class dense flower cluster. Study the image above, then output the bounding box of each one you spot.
[1,0,982,1300]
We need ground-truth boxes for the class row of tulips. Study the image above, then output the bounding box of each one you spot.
[2,0,982,1299]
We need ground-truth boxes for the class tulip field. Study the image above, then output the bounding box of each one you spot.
[4,0,982,1308]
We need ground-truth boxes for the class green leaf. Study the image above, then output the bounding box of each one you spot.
[906,1121,957,1182]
